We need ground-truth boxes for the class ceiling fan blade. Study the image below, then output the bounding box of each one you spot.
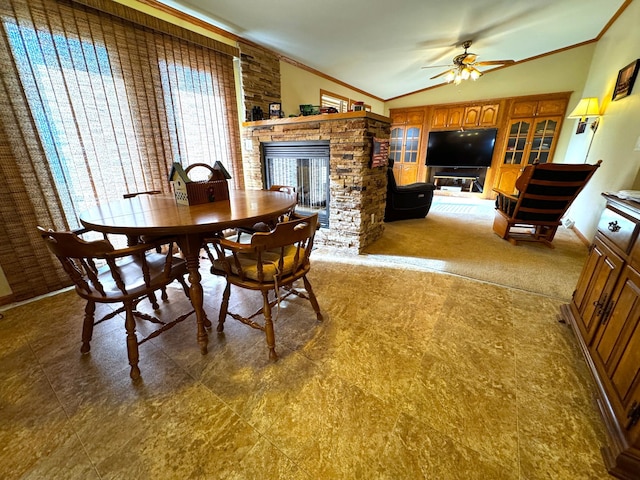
[474,60,515,66]
[430,70,452,80]
[421,64,453,69]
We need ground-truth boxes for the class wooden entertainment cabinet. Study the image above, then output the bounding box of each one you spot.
[389,92,570,197]
[560,194,640,479]
[432,170,483,193]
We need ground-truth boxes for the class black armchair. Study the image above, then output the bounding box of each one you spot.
[384,158,436,222]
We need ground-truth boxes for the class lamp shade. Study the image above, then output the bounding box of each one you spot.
[568,97,600,120]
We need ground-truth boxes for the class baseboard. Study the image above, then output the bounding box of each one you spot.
[570,225,591,246]
[0,294,16,307]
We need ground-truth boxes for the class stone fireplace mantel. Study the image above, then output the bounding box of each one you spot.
[241,112,391,253]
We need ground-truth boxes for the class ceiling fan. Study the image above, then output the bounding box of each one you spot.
[423,40,515,84]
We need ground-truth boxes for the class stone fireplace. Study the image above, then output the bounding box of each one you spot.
[262,141,330,227]
[242,111,391,253]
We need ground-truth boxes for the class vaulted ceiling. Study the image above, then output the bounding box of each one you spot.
[157,0,629,100]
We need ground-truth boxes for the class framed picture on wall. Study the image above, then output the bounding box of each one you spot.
[612,59,639,101]
[269,102,282,119]
[371,137,389,168]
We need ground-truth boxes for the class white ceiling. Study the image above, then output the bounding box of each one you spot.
[158,0,627,100]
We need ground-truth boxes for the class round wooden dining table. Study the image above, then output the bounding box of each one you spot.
[79,190,297,355]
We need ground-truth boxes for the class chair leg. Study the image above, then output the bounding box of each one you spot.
[177,276,191,299]
[147,290,160,310]
[303,276,323,322]
[262,290,278,361]
[218,282,231,333]
[201,244,216,264]
[492,214,511,240]
[81,301,96,354]
[124,301,141,380]
[160,286,168,302]
[535,225,558,241]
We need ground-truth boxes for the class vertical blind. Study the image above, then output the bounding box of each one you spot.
[0,0,243,301]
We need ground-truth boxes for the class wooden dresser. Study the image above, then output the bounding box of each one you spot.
[561,193,640,479]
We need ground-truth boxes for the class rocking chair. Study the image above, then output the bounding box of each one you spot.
[493,160,601,247]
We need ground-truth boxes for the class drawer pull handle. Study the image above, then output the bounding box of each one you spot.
[593,293,608,319]
[608,221,621,233]
[626,401,640,430]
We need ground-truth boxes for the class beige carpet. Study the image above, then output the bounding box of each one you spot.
[359,196,590,300]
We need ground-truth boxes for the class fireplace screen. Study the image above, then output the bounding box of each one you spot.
[262,141,330,227]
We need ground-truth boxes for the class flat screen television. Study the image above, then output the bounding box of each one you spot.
[426,128,498,168]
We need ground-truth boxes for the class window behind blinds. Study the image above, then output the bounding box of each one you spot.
[0,0,243,300]
[320,89,349,113]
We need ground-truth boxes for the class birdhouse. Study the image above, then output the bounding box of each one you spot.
[169,162,230,206]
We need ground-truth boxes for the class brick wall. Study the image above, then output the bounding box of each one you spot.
[239,42,281,121]
[242,112,390,253]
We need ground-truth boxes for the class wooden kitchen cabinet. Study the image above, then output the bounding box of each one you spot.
[561,194,640,479]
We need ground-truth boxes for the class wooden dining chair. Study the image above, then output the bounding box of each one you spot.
[38,226,193,380]
[122,189,162,199]
[122,189,166,247]
[122,189,173,307]
[209,213,322,360]
[235,185,297,241]
[122,189,165,244]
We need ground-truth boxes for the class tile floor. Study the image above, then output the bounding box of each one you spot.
[0,250,611,479]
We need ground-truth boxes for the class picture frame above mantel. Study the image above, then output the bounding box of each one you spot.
[269,102,282,119]
[612,59,639,101]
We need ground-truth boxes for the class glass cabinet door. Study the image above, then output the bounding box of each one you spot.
[389,127,403,164]
[503,120,530,165]
[528,119,557,164]
[389,124,421,185]
[390,126,420,164]
[403,127,420,163]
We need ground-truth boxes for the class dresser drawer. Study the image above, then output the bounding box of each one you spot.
[597,207,638,253]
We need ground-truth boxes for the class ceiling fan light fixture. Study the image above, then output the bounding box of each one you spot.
[453,70,463,85]
[423,40,513,87]
[445,70,456,83]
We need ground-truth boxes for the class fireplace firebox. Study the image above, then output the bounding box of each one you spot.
[262,141,330,227]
